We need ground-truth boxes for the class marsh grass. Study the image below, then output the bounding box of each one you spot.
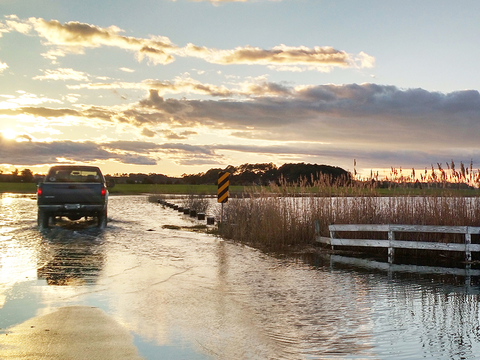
[182,193,211,213]
[218,171,480,259]
[148,192,211,214]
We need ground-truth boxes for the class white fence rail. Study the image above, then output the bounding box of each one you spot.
[315,222,480,264]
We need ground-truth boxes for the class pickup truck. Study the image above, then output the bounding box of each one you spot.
[37,165,113,228]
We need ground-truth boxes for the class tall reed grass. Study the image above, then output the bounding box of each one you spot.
[218,170,480,254]
[183,193,210,213]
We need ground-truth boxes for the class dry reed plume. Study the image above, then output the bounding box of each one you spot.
[219,163,480,252]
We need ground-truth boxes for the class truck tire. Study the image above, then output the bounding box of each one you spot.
[97,210,107,228]
[38,209,50,229]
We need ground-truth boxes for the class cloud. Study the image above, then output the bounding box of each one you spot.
[4,82,479,141]
[120,67,135,73]
[0,104,116,124]
[0,136,158,165]
[33,68,90,81]
[2,16,373,71]
[133,83,480,150]
[176,158,222,166]
[182,44,369,71]
[63,94,81,103]
[158,130,186,140]
[148,82,479,118]
[67,76,238,97]
[155,143,223,166]
[2,82,479,170]
[211,142,480,170]
[25,17,176,64]
[3,15,31,34]
[141,127,156,137]
[0,62,8,73]
[111,153,157,165]
[71,75,292,99]
[101,140,162,152]
[0,106,81,118]
[0,92,62,109]
[0,135,223,168]
[158,143,215,155]
[3,83,479,151]
[151,141,480,170]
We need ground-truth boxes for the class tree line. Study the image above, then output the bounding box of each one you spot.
[0,163,350,186]
[0,168,34,182]
[181,163,350,186]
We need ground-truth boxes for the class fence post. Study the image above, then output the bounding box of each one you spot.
[465,229,472,264]
[388,227,395,264]
[314,220,320,236]
[329,226,335,251]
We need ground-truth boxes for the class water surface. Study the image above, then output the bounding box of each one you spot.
[1,194,479,359]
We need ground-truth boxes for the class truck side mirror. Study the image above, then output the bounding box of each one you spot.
[107,179,115,188]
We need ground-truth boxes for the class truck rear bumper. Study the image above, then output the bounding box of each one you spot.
[38,204,106,216]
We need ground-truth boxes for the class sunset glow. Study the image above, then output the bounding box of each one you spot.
[1,129,16,140]
[0,2,479,176]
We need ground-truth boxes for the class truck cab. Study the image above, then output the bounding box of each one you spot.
[37,165,112,228]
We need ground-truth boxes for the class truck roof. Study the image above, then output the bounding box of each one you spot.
[49,165,102,171]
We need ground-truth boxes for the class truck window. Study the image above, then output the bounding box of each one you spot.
[46,168,102,183]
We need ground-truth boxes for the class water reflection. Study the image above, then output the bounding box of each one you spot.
[2,194,480,359]
[37,236,105,286]
[299,252,480,358]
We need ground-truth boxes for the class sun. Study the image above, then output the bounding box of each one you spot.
[1,129,16,140]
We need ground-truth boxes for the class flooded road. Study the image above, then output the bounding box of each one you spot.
[1,194,480,359]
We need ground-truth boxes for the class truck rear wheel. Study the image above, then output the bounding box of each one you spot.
[97,210,107,228]
[38,209,50,229]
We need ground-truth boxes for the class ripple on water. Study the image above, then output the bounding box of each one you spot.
[1,195,480,359]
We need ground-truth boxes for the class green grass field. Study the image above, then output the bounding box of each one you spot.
[0,182,38,193]
[0,182,245,195]
[1,182,478,197]
[109,183,246,195]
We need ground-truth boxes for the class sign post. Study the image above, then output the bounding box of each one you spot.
[217,172,229,223]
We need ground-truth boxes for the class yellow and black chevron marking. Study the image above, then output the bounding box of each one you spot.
[217,172,230,203]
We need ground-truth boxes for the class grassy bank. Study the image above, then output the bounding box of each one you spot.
[0,182,38,193]
[109,184,219,195]
[2,181,478,197]
[0,182,245,195]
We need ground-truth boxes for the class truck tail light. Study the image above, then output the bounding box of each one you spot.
[101,186,106,197]
[37,187,43,196]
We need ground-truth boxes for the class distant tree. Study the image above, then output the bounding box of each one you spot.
[10,168,19,182]
[233,163,277,185]
[276,163,350,185]
[142,177,154,184]
[183,168,223,185]
[20,169,34,182]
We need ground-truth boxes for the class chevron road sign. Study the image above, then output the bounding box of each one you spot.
[217,172,230,203]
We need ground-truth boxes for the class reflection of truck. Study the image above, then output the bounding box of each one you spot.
[37,165,113,228]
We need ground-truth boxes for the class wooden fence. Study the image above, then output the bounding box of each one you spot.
[315,222,480,265]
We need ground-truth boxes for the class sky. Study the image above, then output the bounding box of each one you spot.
[0,0,479,177]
